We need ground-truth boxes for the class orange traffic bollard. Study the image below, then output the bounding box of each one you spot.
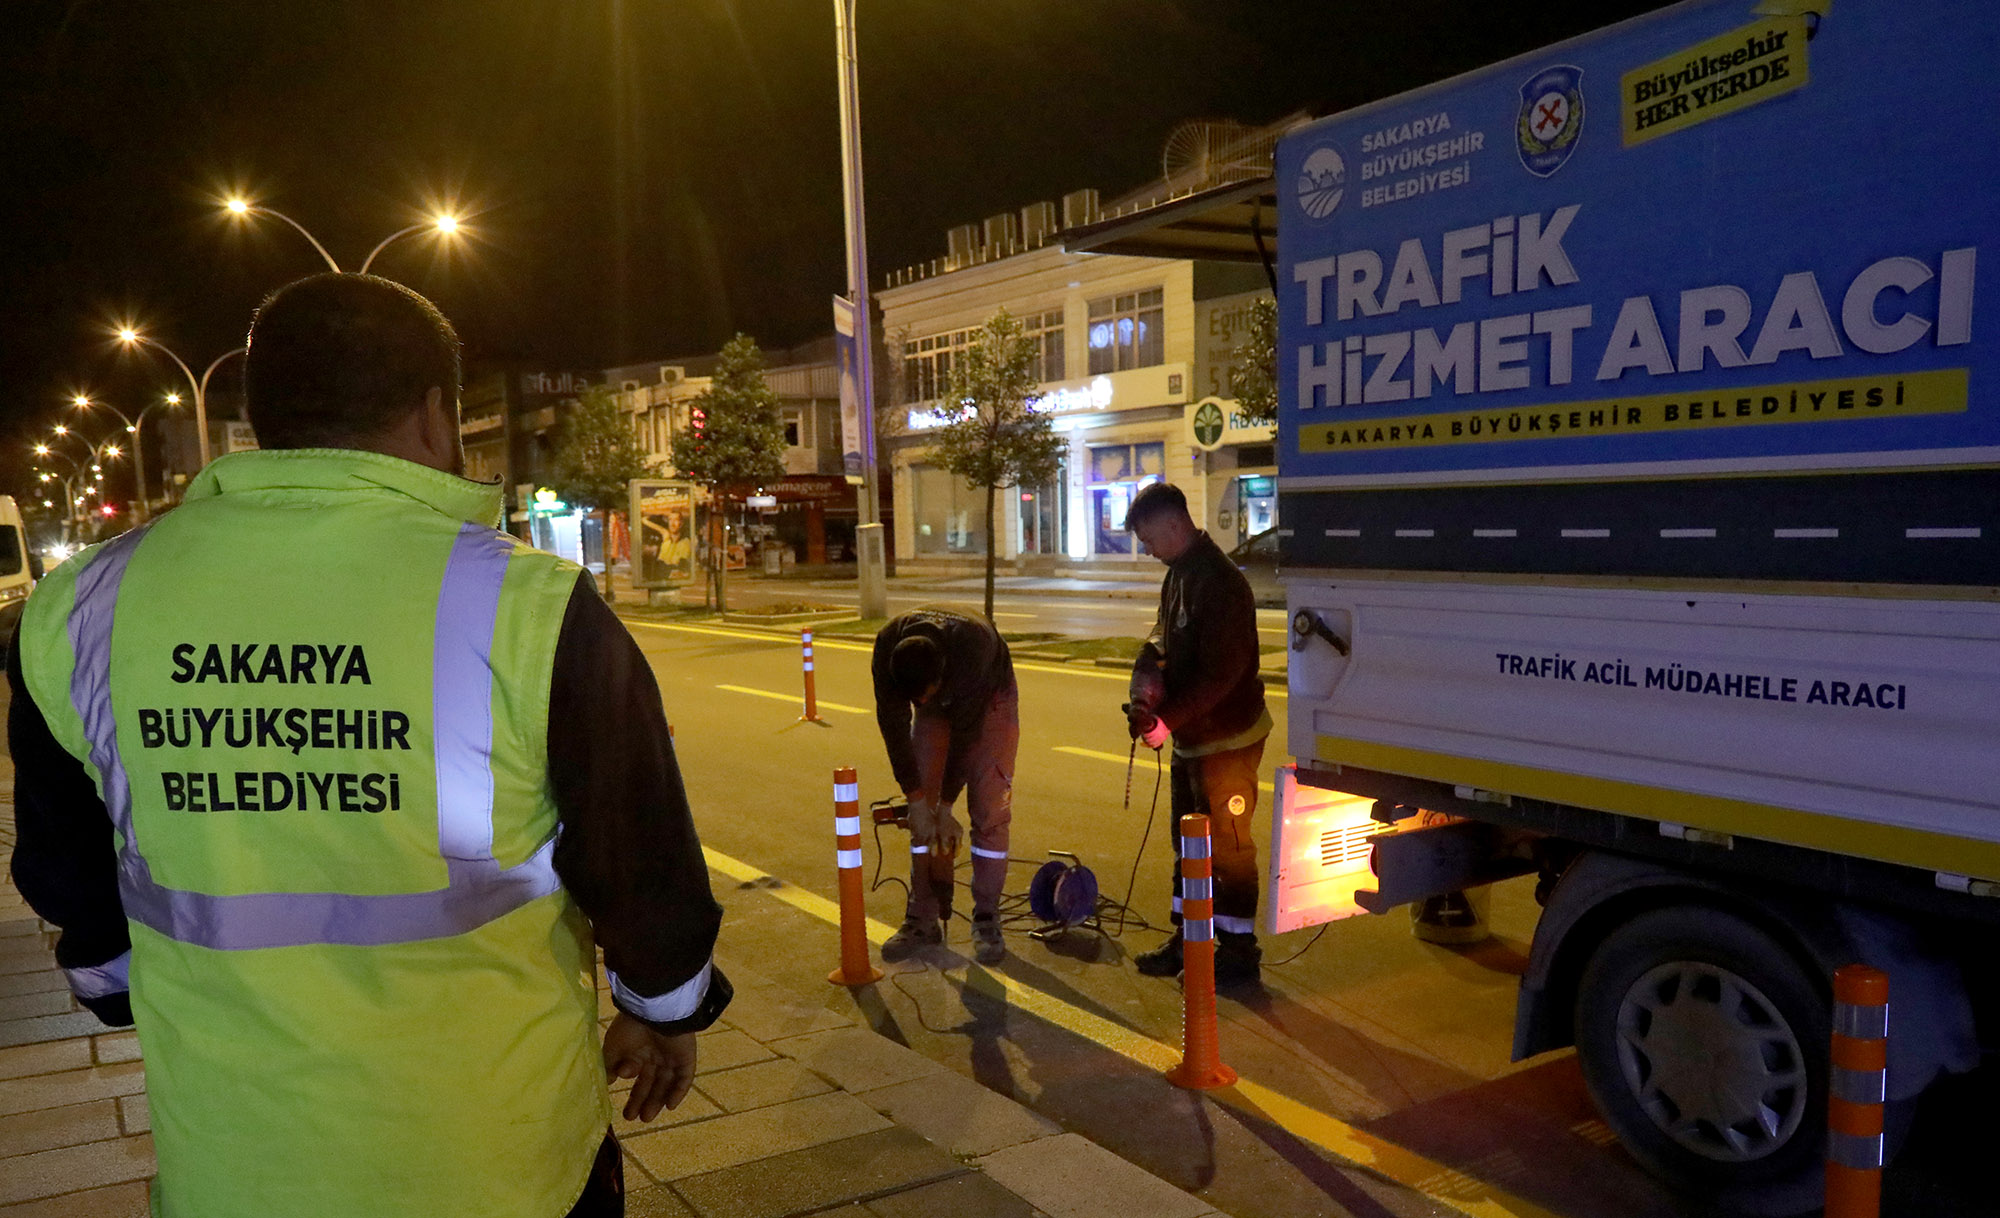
[828,767,882,986]
[798,629,828,726]
[1165,814,1237,1090]
[1826,963,1888,1218]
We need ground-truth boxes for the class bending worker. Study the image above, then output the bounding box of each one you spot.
[1123,482,1273,986]
[871,608,1019,965]
[8,273,728,1218]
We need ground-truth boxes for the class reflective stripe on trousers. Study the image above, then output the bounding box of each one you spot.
[68,522,561,950]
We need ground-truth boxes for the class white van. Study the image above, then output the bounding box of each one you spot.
[0,496,38,647]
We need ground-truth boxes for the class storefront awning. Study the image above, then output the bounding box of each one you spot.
[1059,177,1277,265]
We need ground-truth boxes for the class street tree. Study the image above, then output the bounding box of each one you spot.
[1229,294,1278,425]
[676,333,786,612]
[547,383,660,598]
[928,309,1064,620]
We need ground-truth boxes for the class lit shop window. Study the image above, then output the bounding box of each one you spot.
[1087,288,1164,375]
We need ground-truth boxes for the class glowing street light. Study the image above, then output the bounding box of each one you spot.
[69,391,179,522]
[115,326,242,469]
[221,196,466,276]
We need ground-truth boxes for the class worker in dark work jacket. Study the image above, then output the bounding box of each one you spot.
[1123,482,1272,985]
[871,608,1018,965]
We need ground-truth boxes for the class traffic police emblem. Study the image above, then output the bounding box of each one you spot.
[1517,65,1584,177]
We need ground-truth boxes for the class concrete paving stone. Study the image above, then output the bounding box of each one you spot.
[0,1100,120,1159]
[710,974,854,1044]
[598,985,618,1020]
[0,973,67,1000]
[115,1096,147,1136]
[0,1041,89,1083]
[91,1034,140,1066]
[691,1029,776,1075]
[625,1183,699,1218]
[855,1072,1061,1158]
[621,1091,891,1183]
[0,920,41,941]
[863,1171,1043,1218]
[0,1063,146,1119]
[773,1026,948,1096]
[0,1133,156,1206]
[0,1014,107,1052]
[669,1126,964,1218]
[0,992,73,1022]
[0,1180,151,1218]
[611,1088,723,1138]
[977,1134,1212,1218]
[0,950,53,978]
[696,1058,834,1113]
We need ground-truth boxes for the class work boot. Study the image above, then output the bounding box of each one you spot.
[1215,932,1263,986]
[971,913,1005,965]
[1134,929,1183,977]
[881,915,942,961]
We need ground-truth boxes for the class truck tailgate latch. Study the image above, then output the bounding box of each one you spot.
[1292,609,1350,656]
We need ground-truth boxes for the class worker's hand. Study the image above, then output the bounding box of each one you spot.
[1139,716,1171,751]
[904,797,937,842]
[603,1013,697,1122]
[931,809,964,856]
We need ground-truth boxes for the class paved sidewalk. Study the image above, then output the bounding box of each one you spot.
[1,804,1222,1217]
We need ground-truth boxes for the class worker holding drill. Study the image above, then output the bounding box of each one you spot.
[1124,482,1272,986]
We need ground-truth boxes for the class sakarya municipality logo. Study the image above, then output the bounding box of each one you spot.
[1296,147,1347,220]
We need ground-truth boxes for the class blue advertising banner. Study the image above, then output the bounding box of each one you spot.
[1276,0,1997,489]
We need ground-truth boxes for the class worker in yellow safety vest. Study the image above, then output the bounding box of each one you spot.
[7,273,729,1217]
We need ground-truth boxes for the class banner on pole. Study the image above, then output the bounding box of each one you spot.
[834,294,864,484]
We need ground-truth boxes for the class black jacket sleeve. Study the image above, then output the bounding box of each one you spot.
[1154,544,1264,736]
[871,624,921,794]
[547,576,731,1035]
[6,632,134,1027]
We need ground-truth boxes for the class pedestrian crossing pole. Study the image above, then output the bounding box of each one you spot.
[798,629,829,726]
[828,766,882,986]
[1166,814,1237,1090]
[1826,964,1888,1218]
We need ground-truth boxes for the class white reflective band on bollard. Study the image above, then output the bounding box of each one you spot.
[834,816,861,836]
[836,849,863,869]
[834,783,859,803]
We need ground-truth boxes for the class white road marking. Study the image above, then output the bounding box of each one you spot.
[1055,745,1274,792]
[716,683,867,714]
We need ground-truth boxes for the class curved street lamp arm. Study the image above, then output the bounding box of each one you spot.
[198,347,247,399]
[357,223,429,276]
[255,207,343,273]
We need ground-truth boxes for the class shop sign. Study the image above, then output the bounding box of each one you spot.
[1186,395,1278,452]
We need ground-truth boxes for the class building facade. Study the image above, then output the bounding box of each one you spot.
[877,206,1276,569]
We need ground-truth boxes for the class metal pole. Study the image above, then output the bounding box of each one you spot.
[834,0,888,619]
[130,421,149,523]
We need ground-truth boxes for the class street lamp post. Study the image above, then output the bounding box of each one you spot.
[69,392,182,522]
[833,0,889,619]
[36,430,124,542]
[117,330,245,471]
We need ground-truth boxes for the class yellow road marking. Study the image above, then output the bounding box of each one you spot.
[1055,745,1276,793]
[627,618,1284,697]
[716,684,867,715]
[700,843,1556,1218]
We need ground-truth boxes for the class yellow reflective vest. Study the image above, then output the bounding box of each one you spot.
[18,449,609,1218]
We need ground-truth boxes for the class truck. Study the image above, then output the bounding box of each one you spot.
[0,496,39,650]
[1263,2,1998,1212]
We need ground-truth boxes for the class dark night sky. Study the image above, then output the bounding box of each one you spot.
[0,0,1670,491]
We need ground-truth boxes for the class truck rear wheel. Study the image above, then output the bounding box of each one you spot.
[1574,905,1827,1216]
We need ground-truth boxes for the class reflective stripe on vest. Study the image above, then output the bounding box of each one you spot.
[69,521,561,950]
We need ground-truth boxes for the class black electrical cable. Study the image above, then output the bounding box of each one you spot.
[1265,921,1330,967]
